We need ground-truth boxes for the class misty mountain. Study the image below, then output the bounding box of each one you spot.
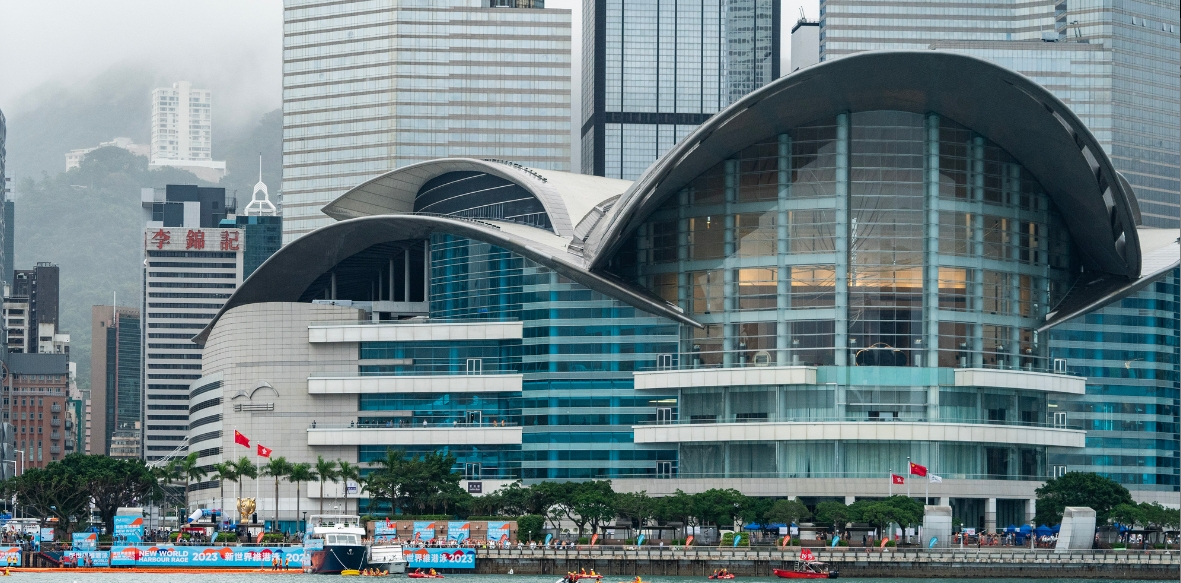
[14,147,215,392]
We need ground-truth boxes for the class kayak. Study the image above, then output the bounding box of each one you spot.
[772,568,837,579]
[709,575,737,580]
[408,574,445,579]
[342,570,362,577]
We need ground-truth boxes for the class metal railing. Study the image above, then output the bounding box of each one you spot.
[308,416,521,430]
[636,415,1079,430]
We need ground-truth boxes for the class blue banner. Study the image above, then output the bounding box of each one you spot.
[413,521,436,542]
[448,521,470,542]
[0,547,20,567]
[831,536,840,548]
[114,515,144,543]
[64,551,110,567]
[110,546,305,568]
[543,533,553,545]
[403,547,475,569]
[487,521,510,542]
[374,519,398,542]
[637,534,646,546]
[73,532,98,551]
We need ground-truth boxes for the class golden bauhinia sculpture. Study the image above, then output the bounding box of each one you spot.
[236,497,256,524]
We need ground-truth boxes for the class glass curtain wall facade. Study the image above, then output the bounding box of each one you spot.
[430,234,680,479]
[282,0,572,243]
[818,0,1180,228]
[107,311,142,457]
[1048,268,1181,496]
[581,0,780,179]
[611,110,1077,480]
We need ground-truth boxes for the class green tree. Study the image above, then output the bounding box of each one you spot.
[692,488,748,527]
[262,456,293,529]
[654,490,698,530]
[764,499,812,526]
[1,463,90,535]
[178,452,209,511]
[517,514,546,542]
[72,455,159,534]
[1109,503,1143,528]
[615,491,656,530]
[231,457,258,522]
[570,481,617,539]
[814,501,851,530]
[1138,502,1180,530]
[315,456,341,515]
[212,462,239,522]
[338,460,361,516]
[286,463,317,532]
[1034,472,1133,525]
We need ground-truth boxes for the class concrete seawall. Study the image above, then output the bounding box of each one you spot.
[475,548,1179,579]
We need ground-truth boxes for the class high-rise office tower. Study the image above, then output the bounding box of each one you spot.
[4,264,67,355]
[90,306,142,458]
[0,107,7,286]
[280,0,573,244]
[142,185,243,461]
[150,82,226,182]
[818,0,1180,228]
[581,0,781,179]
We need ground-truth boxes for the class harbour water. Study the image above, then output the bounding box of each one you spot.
[12,574,1161,583]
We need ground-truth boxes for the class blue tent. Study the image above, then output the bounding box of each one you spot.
[1019,524,1032,534]
[1051,525,1060,534]
[743,523,762,530]
[1035,525,1053,537]
[1005,525,1018,533]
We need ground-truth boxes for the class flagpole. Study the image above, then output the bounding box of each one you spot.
[889,469,893,496]
[906,457,911,497]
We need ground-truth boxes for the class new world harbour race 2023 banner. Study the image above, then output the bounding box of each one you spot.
[403,547,475,569]
[110,546,306,567]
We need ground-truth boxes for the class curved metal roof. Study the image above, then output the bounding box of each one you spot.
[584,50,1142,280]
[192,214,695,344]
[320,158,631,238]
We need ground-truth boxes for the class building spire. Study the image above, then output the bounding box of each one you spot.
[243,152,277,216]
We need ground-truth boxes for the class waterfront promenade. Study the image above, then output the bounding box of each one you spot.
[475,546,1180,579]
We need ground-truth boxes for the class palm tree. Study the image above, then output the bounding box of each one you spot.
[232,456,258,523]
[337,460,360,516]
[262,456,293,530]
[286,463,317,535]
[212,462,239,526]
[315,456,341,515]
[178,452,208,512]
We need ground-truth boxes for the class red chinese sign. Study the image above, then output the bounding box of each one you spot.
[185,230,206,250]
[220,230,240,251]
[150,229,171,249]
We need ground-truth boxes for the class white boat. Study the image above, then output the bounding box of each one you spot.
[368,542,408,574]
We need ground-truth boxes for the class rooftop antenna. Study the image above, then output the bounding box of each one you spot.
[243,152,277,216]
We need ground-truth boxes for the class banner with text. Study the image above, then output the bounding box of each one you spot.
[64,551,110,567]
[374,520,398,542]
[0,547,20,567]
[110,546,305,568]
[447,522,470,542]
[72,532,98,551]
[487,521,510,542]
[413,522,436,542]
[113,516,144,543]
[403,547,475,569]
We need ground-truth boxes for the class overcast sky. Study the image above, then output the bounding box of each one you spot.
[0,0,817,156]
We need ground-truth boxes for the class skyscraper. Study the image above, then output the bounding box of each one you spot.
[818,0,1180,228]
[90,306,142,458]
[0,107,7,286]
[4,264,67,355]
[581,0,781,179]
[142,185,243,461]
[150,82,226,182]
[280,0,573,244]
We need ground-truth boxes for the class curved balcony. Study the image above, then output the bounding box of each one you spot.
[633,419,1085,448]
[309,320,523,343]
[308,373,523,394]
[307,421,521,447]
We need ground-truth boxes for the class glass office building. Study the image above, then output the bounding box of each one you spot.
[281,0,573,243]
[818,0,1180,228]
[195,51,1165,530]
[1048,267,1180,501]
[581,0,781,179]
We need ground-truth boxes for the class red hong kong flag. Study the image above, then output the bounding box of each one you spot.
[909,462,928,477]
[800,548,815,562]
[258,444,273,458]
[891,474,905,485]
[234,430,250,448]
